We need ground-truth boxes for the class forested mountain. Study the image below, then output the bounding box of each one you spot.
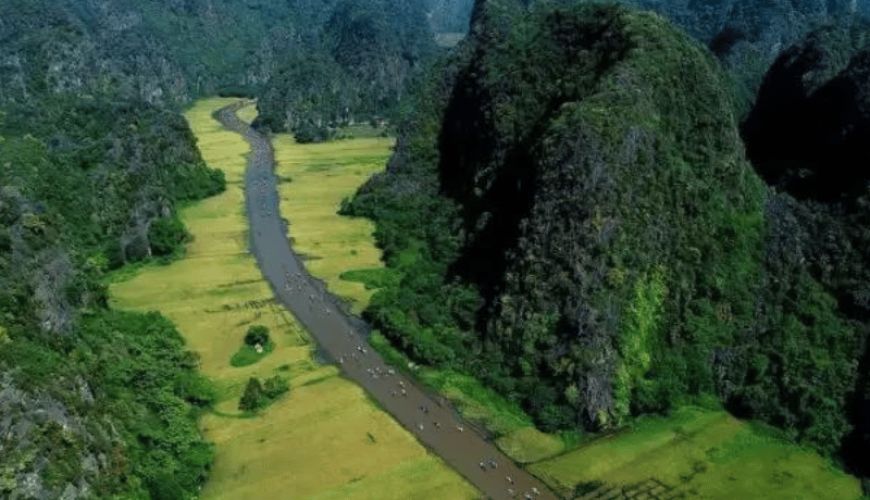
[0,0,437,498]
[0,0,297,105]
[5,0,870,498]
[0,0,437,119]
[342,0,870,492]
[0,92,225,499]
[426,0,476,32]
[252,0,437,138]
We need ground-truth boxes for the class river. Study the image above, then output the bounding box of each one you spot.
[214,101,562,500]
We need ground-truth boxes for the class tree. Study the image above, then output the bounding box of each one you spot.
[148,214,189,256]
[239,377,265,412]
[263,375,289,399]
[244,325,270,346]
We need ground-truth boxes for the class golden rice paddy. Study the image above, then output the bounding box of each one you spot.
[108,97,478,500]
[107,97,862,500]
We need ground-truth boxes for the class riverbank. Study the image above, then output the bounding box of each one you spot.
[109,97,477,500]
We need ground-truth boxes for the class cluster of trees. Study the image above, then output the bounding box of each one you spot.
[343,0,870,491]
[0,305,216,499]
[0,60,225,500]
[0,0,473,496]
[238,376,289,412]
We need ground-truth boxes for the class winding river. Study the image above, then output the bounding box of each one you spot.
[214,101,561,500]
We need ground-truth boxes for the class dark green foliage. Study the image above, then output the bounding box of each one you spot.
[78,311,216,499]
[0,308,216,500]
[342,0,870,479]
[0,54,223,500]
[0,96,225,265]
[148,214,191,257]
[346,0,764,431]
[244,325,270,346]
[294,120,336,144]
[239,378,265,412]
[0,0,310,106]
[253,0,437,134]
[263,375,289,399]
[239,376,288,412]
[575,480,605,497]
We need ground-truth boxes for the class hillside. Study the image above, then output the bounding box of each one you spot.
[0,1,441,497]
[342,0,870,491]
[4,0,870,498]
[252,0,437,137]
[0,94,225,499]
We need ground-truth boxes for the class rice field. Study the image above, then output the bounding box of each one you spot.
[271,132,393,315]
[528,406,862,500]
[108,97,478,500]
[106,97,862,500]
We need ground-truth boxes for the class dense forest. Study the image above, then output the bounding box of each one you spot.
[4,0,870,498]
[341,0,870,493]
[0,0,444,498]
[0,92,224,499]
[251,0,438,138]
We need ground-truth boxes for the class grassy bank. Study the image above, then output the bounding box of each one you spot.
[109,98,477,500]
[529,406,862,500]
[271,131,395,315]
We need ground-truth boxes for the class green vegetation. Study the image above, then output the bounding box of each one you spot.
[253,0,439,137]
[244,325,271,346]
[339,267,403,289]
[0,308,217,500]
[420,368,534,435]
[0,58,226,499]
[238,376,289,412]
[231,341,275,368]
[529,406,862,500]
[340,1,868,490]
[343,0,764,432]
[0,96,226,268]
[613,265,668,420]
[108,98,477,500]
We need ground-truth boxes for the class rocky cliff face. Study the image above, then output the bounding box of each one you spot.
[620,0,865,118]
[742,19,870,199]
[351,0,766,429]
[426,0,476,32]
[445,1,764,428]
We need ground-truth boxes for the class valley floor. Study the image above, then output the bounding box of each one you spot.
[109,97,477,500]
[109,97,864,500]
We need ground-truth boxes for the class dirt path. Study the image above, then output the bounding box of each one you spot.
[214,102,562,500]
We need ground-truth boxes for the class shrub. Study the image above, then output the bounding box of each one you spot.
[239,378,265,412]
[148,214,190,257]
[229,341,274,368]
[238,376,288,412]
[244,325,270,346]
[263,375,289,399]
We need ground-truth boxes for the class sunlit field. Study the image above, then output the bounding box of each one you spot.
[109,97,477,500]
[528,406,862,500]
[271,132,394,314]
